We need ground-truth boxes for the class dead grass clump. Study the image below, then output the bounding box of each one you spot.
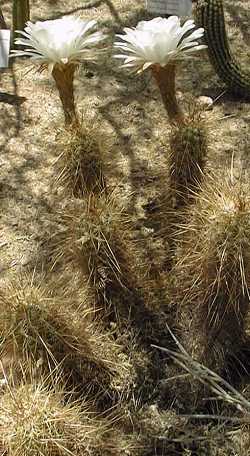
[55,123,107,197]
[0,278,135,398]
[0,380,133,456]
[154,336,250,454]
[169,104,209,208]
[172,174,250,369]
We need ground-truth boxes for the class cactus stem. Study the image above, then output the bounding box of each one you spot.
[52,63,79,128]
[152,64,185,125]
[194,0,250,99]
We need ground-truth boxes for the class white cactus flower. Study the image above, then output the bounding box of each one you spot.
[114,16,207,73]
[11,16,106,126]
[11,16,106,71]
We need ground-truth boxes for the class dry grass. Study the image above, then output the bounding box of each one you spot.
[155,328,250,418]
[153,331,250,454]
[172,172,250,370]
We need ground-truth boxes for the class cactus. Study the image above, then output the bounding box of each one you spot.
[173,175,250,371]
[0,8,7,28]
[12,0,30,40]
[169,105,208,209]
[194,0,250,99]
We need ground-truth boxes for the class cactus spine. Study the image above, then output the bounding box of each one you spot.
[194,0,250,99]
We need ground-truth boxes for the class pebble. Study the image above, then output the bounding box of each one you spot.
[197,96,214,109]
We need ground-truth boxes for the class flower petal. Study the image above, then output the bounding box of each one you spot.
[113,16,205,73]
[12,16,106,66]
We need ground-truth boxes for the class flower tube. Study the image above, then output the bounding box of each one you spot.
[12,16,106,127]
[114,16,206,124]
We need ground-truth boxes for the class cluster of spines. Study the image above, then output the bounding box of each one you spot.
[169,110,208,209]
[172,175,250,371]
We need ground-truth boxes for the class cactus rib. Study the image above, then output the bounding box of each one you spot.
[0,8,7,29]
[194,0,250,99]
[12,0,30,40]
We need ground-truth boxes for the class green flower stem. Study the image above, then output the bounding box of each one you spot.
[151,63,185,125]
[52,63,79,128]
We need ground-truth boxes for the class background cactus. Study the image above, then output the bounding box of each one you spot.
[194,0,250,99]
[0,7,7,28]
[12,0,30,41]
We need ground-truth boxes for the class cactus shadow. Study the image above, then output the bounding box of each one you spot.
[200,87,250,104]
[222,338,250,388]
[0,65,24,151]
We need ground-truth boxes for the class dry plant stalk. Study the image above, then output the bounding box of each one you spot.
[56,123,106,197]
[153,326,250,419]
[173,174,250,369]
[169,103,208,209]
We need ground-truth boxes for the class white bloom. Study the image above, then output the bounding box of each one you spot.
[11,16,106,69]
[114,16,207,73]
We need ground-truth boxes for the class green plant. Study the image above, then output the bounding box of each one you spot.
[194,0,250,99]
[50,194,141,308]
[169,104,208,209]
